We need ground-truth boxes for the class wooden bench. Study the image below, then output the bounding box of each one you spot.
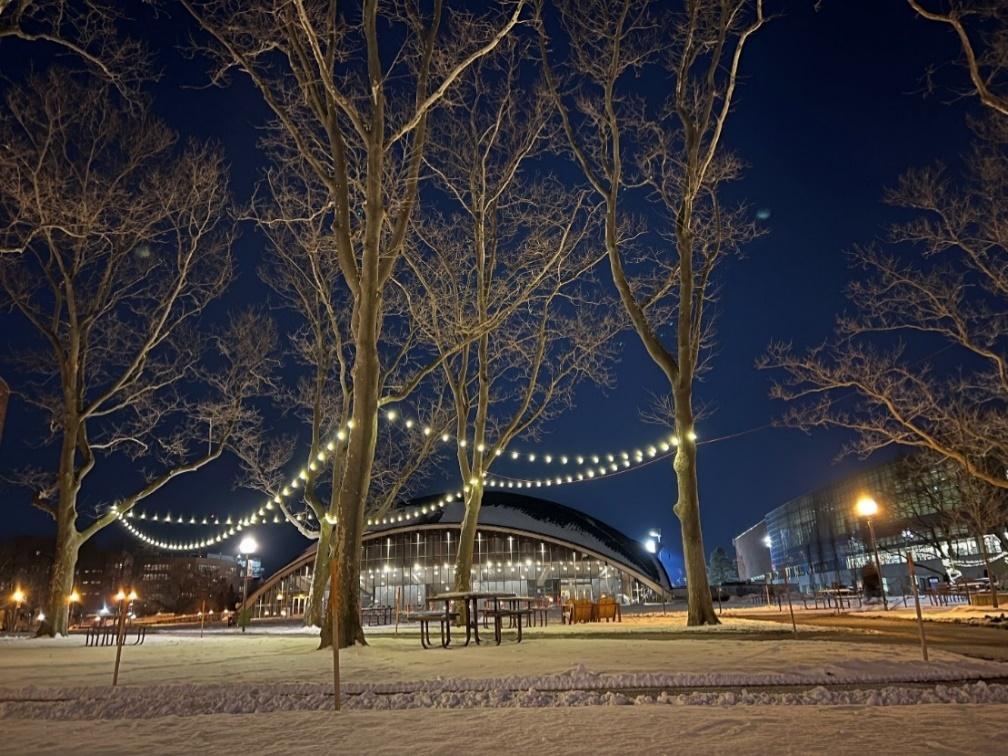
[406,610,458,648]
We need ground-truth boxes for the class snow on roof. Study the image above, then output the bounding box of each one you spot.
[371,491,670,590]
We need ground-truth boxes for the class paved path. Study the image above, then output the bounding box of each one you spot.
[731,609,1008,662]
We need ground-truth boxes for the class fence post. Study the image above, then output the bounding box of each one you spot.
[781,570,797,636]
[907,551,929,662]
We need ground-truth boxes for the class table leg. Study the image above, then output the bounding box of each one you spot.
[444,601,452,648]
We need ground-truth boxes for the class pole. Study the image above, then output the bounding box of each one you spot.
[717,582,723,615]
[867,519,888,610]
[394,586,401,636]
[200,599,206,639]
[907,551,929,662]
[112,598,127,686]
[781,570,797,636]
[241,558,250,633]
[329,550,340,712]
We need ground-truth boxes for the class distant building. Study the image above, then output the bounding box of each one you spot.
[136,552,242,613]
[75,547,134,615]
[733,456,1006,594]
[0,536,51,617]
[0,537,244,619]
[733,521,771,582]
[246,492,671,618]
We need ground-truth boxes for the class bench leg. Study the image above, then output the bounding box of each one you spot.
[516,613,523,643]
[419,620,429,649]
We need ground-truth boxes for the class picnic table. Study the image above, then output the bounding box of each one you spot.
[426,591,516,647]
[816,587,862,611]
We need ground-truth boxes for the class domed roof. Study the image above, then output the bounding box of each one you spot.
[370,491,671,591]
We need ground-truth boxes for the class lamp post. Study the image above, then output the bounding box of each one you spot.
[763,536,773,607]
[112,588,138,686]
[11,588,25,632]
[238,536,258,632]
[68,590,81,629]
[856,496,888,611]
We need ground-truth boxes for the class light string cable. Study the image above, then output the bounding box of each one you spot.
[117,402,773,550]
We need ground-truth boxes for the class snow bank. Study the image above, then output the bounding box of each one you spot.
[2,676,1007,720]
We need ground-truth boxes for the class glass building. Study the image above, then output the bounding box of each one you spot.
[246,492,671,618]
[735,456,1006,593]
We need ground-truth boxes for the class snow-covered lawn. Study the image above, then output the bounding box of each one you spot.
[1,613,1005,693]
[4,703,1008,755]
[3,614,1008,753]
[854,605,1008,626]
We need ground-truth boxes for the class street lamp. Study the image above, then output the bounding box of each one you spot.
[856,495,888,611]
[11,588,25,632]
[68,590,81,628]
[238,536,258,632]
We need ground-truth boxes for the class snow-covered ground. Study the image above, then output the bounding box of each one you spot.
[3,703,1008,755]
[854,605,1008,626]
[3,614,1007,753]
[2,615,1006,691]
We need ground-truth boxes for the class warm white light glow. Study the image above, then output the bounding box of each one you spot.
[239,536,258,555]
[856,496,879,518]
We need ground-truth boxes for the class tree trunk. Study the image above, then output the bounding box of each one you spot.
[305,521,332,629]
[451,485,483,624]
[43,516,80,637]
[332,335,380,648]
[977,533,998,610]
[672,409,718,626]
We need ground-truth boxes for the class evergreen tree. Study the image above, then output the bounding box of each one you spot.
[708,547,739,585]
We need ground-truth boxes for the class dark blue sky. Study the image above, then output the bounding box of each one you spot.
[0,1,980,574]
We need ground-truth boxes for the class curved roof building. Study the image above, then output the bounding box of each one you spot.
[247,492,671,618]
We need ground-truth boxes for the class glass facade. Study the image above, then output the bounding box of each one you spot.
[250,526,662,619]
[748,457,1006,592]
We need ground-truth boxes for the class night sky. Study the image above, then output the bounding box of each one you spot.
[0,1,981,574]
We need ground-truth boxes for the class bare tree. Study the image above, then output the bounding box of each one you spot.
[407,45,616,612]
[0,71,274,635]
[907,1,1008,118]
[249,142,453,647]
[182,0,526,647]
[0,0,149,100]
[538,0,766,625]
[946,464,1007,608]
[761,3,1008,494]
[888,454,964,580]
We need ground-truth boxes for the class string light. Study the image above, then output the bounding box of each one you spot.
[118,399,714,552]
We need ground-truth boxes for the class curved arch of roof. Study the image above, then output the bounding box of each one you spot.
[245,522,668,609]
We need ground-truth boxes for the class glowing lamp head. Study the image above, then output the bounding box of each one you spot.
[239,536,258,555]
[856,496,879,518]
[12,588,25,604]
[115,590,126,602]
[128,590,138,602]
[68,591,81,604]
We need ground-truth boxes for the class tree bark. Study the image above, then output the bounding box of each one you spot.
[451,485,483,624]
[306,520,333,630]
[44,515,80,637]
[673,400,719,626]
[977,533,999,610]
[332,315,381,648]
